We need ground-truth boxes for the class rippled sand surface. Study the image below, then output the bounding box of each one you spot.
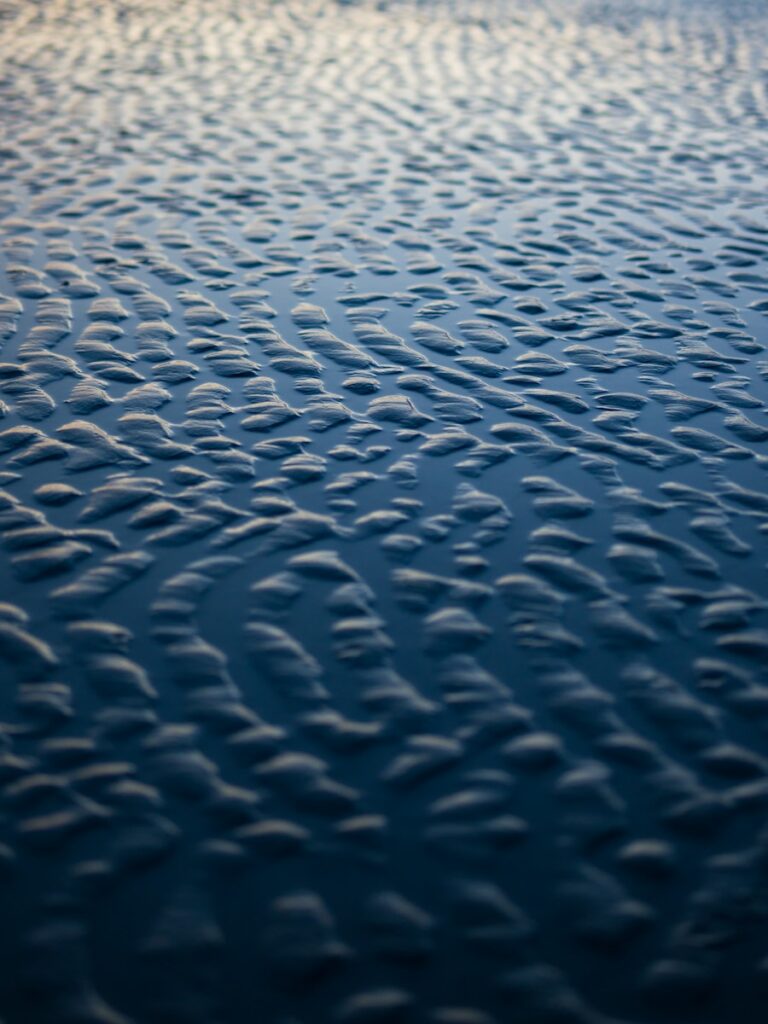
[1,1,768,1021]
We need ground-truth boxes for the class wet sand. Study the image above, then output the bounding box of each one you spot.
[1,1,768,1021]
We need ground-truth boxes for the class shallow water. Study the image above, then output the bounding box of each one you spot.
[1,1,768,1021]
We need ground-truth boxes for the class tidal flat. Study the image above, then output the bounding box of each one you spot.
[1,1,768,1021]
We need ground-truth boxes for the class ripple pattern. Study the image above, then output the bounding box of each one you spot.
[1,2,768,1022]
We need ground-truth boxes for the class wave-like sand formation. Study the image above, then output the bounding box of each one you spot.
[1,1,768,1021]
